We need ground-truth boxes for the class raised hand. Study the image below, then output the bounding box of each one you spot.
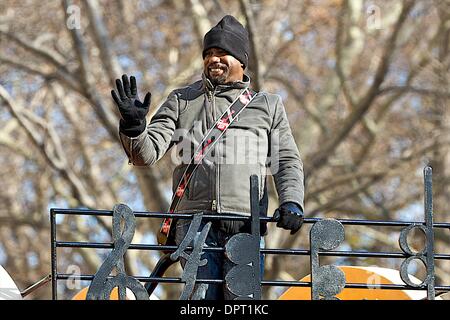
[111,74,151,137]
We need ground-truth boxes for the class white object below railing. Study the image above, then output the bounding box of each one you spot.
[0,265,22,300]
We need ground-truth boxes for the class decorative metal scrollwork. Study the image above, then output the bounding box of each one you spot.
[225,233,260,299]
[49,167,448,301]
[398,166,435,299]
[86,204,149,300]
[224,175,262,300]
[310,219,346,300]
[172,213,211,300]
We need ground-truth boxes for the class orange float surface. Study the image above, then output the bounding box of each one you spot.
[72,287,136,300]
[278,266,427,300]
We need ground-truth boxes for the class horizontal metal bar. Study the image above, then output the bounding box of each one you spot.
[297,218,450,229]
[50,208,450,229]
[434,222,450,228]
[262,248,450,260]
[20,274,52,298]
[51,209,255,220]
[54,274,450,292]
[261,280,450,291]
[56,274,223,284]
[56,241,179,251]
[55,241,450,260]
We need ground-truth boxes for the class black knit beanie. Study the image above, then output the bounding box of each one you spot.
[202,15,250,69]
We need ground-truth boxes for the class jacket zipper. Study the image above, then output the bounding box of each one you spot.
[205,89,215,211]
[210,88,221,213]
[216,160,220,213]
[206,90,213,128]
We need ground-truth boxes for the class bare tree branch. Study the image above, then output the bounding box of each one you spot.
[0,83,97,208]
[306,0,416,178]
[62,0,118,141]
[239,0,262,91]
[84,0,123,87]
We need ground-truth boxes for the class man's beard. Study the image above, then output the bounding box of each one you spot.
[207,64,229,86]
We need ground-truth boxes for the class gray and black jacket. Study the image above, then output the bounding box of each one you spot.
[119,74,304,221]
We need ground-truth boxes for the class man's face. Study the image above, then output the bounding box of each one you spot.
[203,47,244,86]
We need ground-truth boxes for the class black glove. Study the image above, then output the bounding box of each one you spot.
[273,202,304,235]
[111,74,151,137]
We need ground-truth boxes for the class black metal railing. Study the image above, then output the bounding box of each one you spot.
[50,166,450,300]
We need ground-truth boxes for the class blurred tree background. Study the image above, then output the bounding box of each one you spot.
[0,0,448,299]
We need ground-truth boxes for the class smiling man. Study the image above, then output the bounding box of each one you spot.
[204,47,243,85]
[202,15,248,85]
[113,15,305,300]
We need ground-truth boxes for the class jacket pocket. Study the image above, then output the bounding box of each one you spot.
[188,164,212,201]
[219,163,261,213]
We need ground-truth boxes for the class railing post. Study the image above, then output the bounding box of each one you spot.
[250,175,262,299]
[50,208,57,300]
[424,166,435,300]
[223,175,261,299]
[310,219,345,300]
